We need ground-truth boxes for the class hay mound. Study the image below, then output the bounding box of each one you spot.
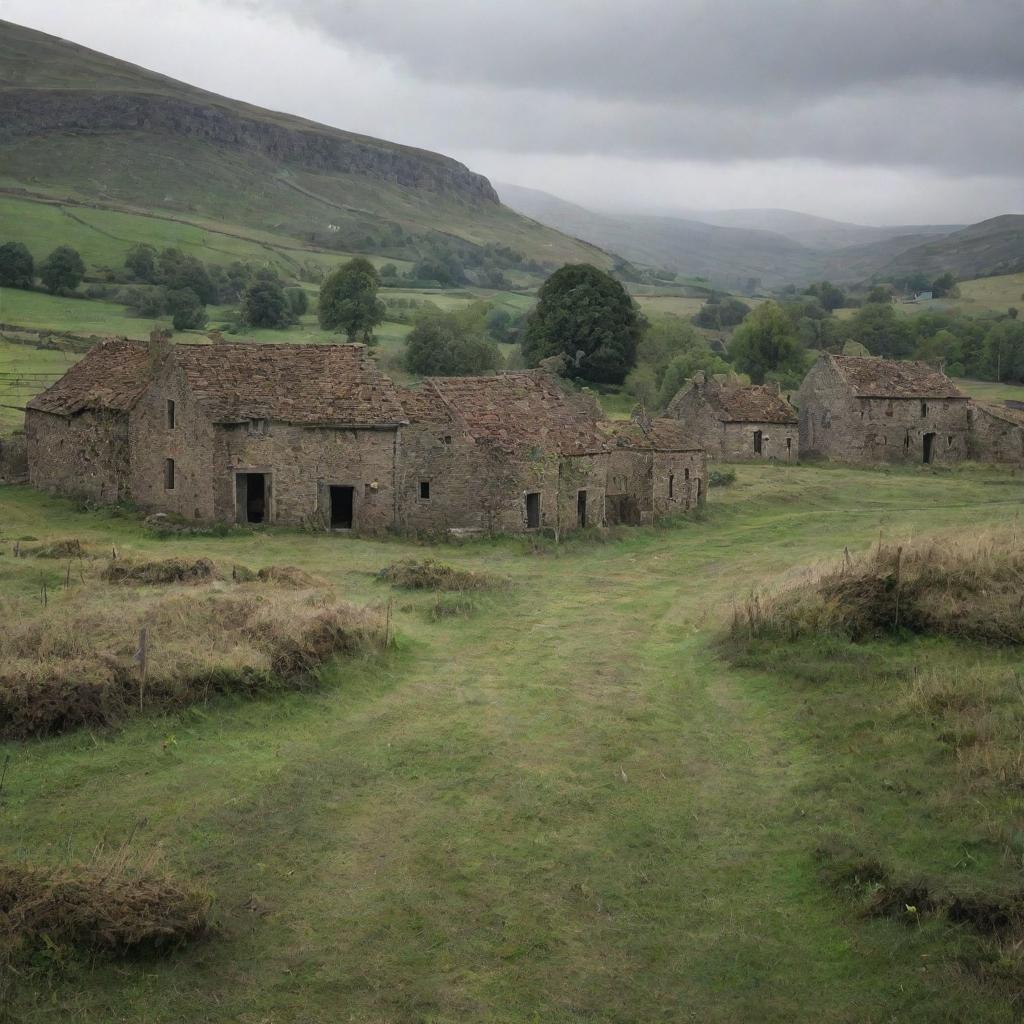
[101,558,220,585]
[0,860,210,956]
[730,528,1024,645]
[231,565,323,587]
[0,588,384,739]
[27,538,85,559]
[377,559,496,592]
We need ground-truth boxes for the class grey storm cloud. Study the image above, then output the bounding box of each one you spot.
[236,0,1024,176]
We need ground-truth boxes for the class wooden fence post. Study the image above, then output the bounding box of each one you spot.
[134,628,148,710]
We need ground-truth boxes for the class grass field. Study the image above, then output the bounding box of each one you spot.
[956,273,1024,315]
[954,378,1024,404]
[3,463,1024,1022]
[0,337,79,432]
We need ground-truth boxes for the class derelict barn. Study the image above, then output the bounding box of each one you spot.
[797,354,971,465]
[665,371,798,461]
[25,337,707,534]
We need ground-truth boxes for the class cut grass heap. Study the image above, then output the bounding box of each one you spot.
[377,559,498,592]
[730,527,1024,645]
[101,558,220,585]
[0,587,384,738]
[0,854,210,960]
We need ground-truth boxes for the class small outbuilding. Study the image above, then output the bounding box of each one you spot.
[664,372,798,461]
[968,402,1024,466]
[797,353,970,465]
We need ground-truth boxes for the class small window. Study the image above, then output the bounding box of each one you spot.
[419,481,430,500]
[166,399,176,429]
[753,430,763,454]
[684,467,690,480]
[164,458,175,490]
[249,418,268,436]
[823,410,832,428]
[885,400,894,418]
[947,435,953,447]
[668,474,674,498]
[442,435,452,446]
[921,401,928,418]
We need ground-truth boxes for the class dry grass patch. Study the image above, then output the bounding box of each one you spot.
[0,849,210,960]
[24,538,87,559]
[377,559,499,592]
[101,557,220,585]
[730,528,1024,645]
[231,564,324,588]
[0,586,385,739]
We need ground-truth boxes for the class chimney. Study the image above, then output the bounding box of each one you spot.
[147,327,172,368]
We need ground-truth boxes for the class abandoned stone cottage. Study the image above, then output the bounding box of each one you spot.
[797,353,971,465]
[25,338,707,533]
[967,402,1024,466]
[664,372,798,461]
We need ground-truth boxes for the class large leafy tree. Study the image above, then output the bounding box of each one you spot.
[241,278,291,329]
[124,243,158,283]
[39,246,85,294]
[728,302,805,384]
[0,242,34,288]
[404,305,502,376]
[166,288,207,331]
[523,264,642,385]
[156,248,218,305]
[844,302,914,358]
[318,258,386,342]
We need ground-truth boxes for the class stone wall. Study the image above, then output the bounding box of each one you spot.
[25,408,131,502]
[607,448,706,523]
[968,406,1024,465]
[719,421,796,462]
[0,435,28,484]
[798,360,971,464]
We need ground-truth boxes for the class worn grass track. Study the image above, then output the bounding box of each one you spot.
[1,463,1023,1022]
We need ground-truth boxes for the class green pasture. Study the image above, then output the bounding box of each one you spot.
[3,463,1024,1021]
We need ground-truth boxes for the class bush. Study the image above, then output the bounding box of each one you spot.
[709,468,736,487]
[404,306,502,376]
[241,278,291,328]
[39,246,85,294]
[101,558,220,585]
[166,288,206,331]
[0,241,34,289]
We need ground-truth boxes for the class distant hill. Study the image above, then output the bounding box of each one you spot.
[500,183,1020,288]
[498,183,820,291]
[0,20,608,274]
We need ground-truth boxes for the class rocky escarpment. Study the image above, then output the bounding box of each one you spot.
[0,88,500,204]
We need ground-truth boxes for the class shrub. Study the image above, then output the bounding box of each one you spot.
[0,241,34,289]
[39,246,85,294]
[377,559,498,591]
[101,558,220,585]
[709,468,736,487]
[429,595,479,620]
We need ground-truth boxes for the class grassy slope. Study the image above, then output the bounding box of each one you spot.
[3,464,1024,1022]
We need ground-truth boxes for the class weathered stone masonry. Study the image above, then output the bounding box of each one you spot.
[26,338,708,534]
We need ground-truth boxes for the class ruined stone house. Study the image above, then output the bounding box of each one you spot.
[664,372,798,461]
[26,337,707,533]
[967,402,1024,466]
[797,353,970,465]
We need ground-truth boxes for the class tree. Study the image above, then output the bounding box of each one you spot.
[39,246,85,294]
[522,264,642,385]
[404,306,502,376]
[124,243,157,283]
[804,280,846,312]
[0,242,34,288]
[285,287,309,318]
[656,350,731,408]
[241,278,291,328]
[693,296,750,329]
[866,285,894,304]
[985,321,1024,382]
[728,302,805,384]
[156,248,217,304]
[318,258,386,341]
[844,302,914,358]
[165,288,206,331]
[931,272,958,298]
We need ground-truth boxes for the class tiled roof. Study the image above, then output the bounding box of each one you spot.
[395,385,456,427]
[173,343,407,426]
[602,418,703,452]
[27,338,151,416]
[423,372,610,455]
[706,383,798,424]
[830,355,967,399]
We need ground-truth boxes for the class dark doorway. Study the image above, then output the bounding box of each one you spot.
[236,472,268,524]
[923,432,936,465]
[330,485,354,529]
[526,492,541,529]
[577,490,587,528]
[753,430,763,455]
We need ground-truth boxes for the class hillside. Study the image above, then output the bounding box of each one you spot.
[500,183,1021,288]
[0,20,609,273]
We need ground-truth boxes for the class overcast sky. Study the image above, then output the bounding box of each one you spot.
[3,0,1023,224]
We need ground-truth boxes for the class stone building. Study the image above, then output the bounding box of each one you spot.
[797,353,971,465]
[26,337,707,534]
[665,372,798,461]
[968,403,1024,466]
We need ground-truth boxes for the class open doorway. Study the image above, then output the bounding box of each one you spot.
[923,432,936,465]
[753,430,763,455]
[526,492,541,529]
[329,485,354,529]
[577,490,587,528]
[236,472,269,524]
